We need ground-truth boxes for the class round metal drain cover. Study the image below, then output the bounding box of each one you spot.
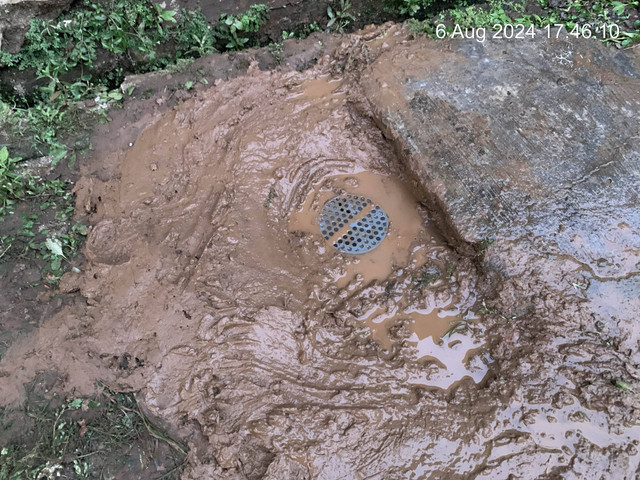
[318,194,389,254]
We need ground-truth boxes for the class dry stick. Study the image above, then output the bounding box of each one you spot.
[133,397,187,456]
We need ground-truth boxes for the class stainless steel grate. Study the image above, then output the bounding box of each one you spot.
[318,194,389,254]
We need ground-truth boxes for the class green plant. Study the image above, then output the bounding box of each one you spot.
[0,147,24,216]
[214,4,270,50]
[281,22,322,40]
[412,264,441,288]
[327,0,356,32]
[176,8,217,57]
[2,0,179,80]
[443,319,469,337]
[263,187,277,207]
[0,149,70,218]
[0,1,270,164]
[445,261,457,279]
[0,148,86,282]
[407,17,438,35]
[386,0,435,16]
[478,299,498,315]
[0,0,179,161]
[384,280,396,298]
[268,42,285,64]
[476,236,496,256]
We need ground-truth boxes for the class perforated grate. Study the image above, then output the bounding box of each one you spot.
[318,195,389,254]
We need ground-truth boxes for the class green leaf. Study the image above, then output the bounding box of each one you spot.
[68,398,83,409]
[614,380,634,392]
[45,238,66,258]
[159,9,177,23]
[108,91,123,101]
[611,1,626,15]
[49,144,68,165]
[51,257,62,271]
[0,146,8,163]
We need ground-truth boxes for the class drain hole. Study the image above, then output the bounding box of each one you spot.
[318,194,390,254]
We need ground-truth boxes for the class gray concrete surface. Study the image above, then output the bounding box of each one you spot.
[363,35,640,281]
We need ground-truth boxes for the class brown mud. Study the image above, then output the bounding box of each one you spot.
[1,24,639,479]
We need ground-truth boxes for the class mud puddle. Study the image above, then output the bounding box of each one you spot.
[289,170,485,385]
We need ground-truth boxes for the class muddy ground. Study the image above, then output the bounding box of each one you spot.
[1,21,640,480]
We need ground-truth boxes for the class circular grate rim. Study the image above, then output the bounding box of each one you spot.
[318,195,389,254]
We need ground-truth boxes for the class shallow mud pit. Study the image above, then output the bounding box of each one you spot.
[289,169,486,382]
[2,25,640,479]
[289,171,485,384]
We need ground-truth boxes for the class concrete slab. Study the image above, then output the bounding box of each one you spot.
[362,35,640,280]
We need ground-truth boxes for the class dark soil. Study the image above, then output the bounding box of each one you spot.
[0,372,186,479]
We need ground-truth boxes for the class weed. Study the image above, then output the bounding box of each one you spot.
[384,280,396,297]
[0,2,270,160]
[263,187,277,208]
[0,147,86,283]
[141,88,154,100]
[268,42,285,65]
[445,261,457,279]
[282,22,322,40]
[0,3,271,283]
[1,0,179,83]
[0,147,24,216]
[407,17,438,35]
[572,281,588,291]
[214,4,270,50]
[0,147,71,219]
[327,0,356,32]
[386,0,437,17]
[476,236,495,257]
[165,58,196,74]
[443,319,469,337]
[0,236,13,261]
[478,299,498,315]
[175,9,217,58]
[412,264,441,288]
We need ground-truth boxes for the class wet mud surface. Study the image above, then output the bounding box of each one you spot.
[1,25,639,479]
